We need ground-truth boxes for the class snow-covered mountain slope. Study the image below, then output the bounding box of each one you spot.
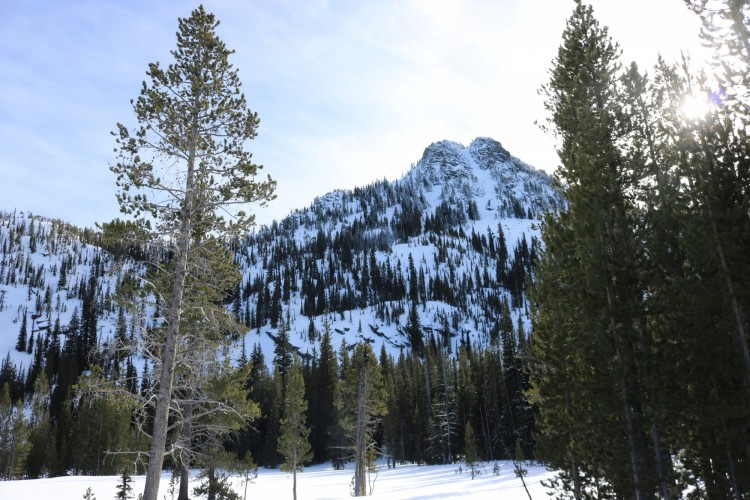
[0,137,560,373]
[235,137,561,362]
[0,210,126,386]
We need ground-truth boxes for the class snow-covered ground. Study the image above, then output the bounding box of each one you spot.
[0,461,557,499]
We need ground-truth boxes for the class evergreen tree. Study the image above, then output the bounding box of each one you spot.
[534,2,660,497]
[0,382,31,479]
[109,6,275,498]
[57,258,67,290]
[310,318,338,463]
[278,354,313,500]
[72,369,135,475]
[115,466,134,500]
[273,319,293,384]
[429,339,456,465]
[405,301,424,358]
[684,0,750,393]
[463,421,480,479]
[15,312,27,352]
[26,376,53,478]
[337,342,387,496]
[261,363,283,468]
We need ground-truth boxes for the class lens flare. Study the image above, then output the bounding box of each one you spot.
[681,94,711,120]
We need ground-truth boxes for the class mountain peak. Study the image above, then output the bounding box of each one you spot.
[468,137,511,166]
[418,137,511,169]
[404,137,560,218]
[417,140,473,184]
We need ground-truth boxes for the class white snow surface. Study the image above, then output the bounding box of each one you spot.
[0,461,557,499]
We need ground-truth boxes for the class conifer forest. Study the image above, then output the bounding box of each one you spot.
[0,2,749,499]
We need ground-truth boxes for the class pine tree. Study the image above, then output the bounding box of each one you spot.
[109,6,275,499]
[261,363,283,468]
[73,368,135,475]
[115,465,134,500]
[463,421,480,479]
[405,301,424,357]
[310,318,338,463]
[273,320,293,384]
[26,376,52,478]
[15,312,27,352]
[57,257,67,291]
[429,338,456,465]
[278,354,313,500]
[684,0,750,394]
[0,382,31,479]
[337,342,387,496]
[639,29,750,497]
[534,2,659,497]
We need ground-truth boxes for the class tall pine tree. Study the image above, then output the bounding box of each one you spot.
[109,6,275,499]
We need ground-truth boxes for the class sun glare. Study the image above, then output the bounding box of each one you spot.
[681,94,712,120]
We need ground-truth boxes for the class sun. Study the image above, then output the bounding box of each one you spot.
[681,93,712,120]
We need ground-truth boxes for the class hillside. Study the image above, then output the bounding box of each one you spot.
[236,137,560,361]
[0,136,560,478]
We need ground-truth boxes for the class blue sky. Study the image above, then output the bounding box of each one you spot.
[0,0,705,228]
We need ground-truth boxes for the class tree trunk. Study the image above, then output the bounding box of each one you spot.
[561,365,582,500]
[143,118,198,500]
[712,374,743,500]
[178,465,190,500]
[292,468,297,500]
[635,319,672,500]
[142,246,188,500]
[571,462,582,500]
[207,465,217,500]
[606,290,647,500]
[178,400,194,500]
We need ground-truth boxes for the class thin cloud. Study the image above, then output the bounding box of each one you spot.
[0,0,705,228]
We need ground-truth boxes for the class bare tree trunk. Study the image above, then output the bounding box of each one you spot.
[178,400,194,500]
[142,239,189,500]
[292,468,297,500]
[178,465,190,500]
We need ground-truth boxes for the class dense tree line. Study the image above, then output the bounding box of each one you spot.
[530,1,750,498]
[233,307,533,473]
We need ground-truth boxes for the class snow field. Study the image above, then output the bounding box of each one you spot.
[0,461,557,499]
